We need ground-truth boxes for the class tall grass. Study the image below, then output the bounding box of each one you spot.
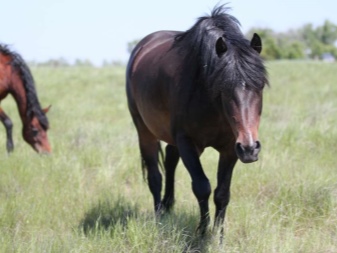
[0,61,336,252]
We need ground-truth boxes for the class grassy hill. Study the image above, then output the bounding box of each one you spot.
[0,61,336,252]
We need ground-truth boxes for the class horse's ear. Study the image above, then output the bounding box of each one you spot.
[216,37,227,56]
[251,33,262,54]
[43,105,52,114]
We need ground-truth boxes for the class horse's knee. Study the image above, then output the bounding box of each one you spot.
[147,170,162,199]
[214,188,230,211]
[147,171,162,191]
[3,118,13,129]
[2,118,14,153]
[192,179,211,201]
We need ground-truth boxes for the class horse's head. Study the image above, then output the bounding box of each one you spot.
[217,33,267,163]
[222,86,263,163]
[22,105,51,154]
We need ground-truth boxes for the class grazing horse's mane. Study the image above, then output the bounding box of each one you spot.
[0,44,49,129]
[173,5,268,95]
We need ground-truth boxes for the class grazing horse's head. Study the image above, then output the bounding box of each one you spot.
[0,44,53,154]
[22,106,51,154]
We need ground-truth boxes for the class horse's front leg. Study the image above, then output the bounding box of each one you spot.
[176,133,210,235]
[0,107,14,153]
[213,148,237,237]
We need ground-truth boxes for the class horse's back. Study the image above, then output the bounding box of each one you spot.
[126,31,181,144]
[127,31,180,78]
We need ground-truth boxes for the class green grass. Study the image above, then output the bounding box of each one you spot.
[0,61,336,252]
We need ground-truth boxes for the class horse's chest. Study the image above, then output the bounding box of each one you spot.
[181,107,233,147]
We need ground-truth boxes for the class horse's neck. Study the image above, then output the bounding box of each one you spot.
[9,73,29,124]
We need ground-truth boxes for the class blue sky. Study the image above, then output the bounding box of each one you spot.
[1,0,336,65]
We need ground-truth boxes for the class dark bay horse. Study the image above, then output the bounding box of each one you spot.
[0,44,51,153]
[126,6,268,234]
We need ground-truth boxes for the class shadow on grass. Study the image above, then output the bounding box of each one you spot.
[79,197,215,252]
[79,197,139,234]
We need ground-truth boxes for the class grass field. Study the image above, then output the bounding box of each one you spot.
[0,61,336,252]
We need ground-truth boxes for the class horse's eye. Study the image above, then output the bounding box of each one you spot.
[32,128,39,137]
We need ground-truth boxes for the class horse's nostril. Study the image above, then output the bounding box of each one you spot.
[236,141,261,154]
[235,142,244,155]
[255,141,261,150]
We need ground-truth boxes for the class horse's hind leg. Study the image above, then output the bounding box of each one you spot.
[0,107,14,153]
[133,118,163,213]
[162,144,179,212]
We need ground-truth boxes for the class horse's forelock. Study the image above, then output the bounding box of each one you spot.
[173,5,268,94]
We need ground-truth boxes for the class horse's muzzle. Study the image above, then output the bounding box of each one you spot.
[34,144,52,154]
[235,141,261,163]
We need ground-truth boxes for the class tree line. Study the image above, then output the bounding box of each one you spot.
[246,20,337,60]
[28,58,125,67]
[127,20,337,61]
[30,19,337,67]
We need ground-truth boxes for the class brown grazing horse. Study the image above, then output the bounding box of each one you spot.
[0,44,51,153]
[126,6,268,234]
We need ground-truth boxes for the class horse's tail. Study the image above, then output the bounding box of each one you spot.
[141,142,164,180]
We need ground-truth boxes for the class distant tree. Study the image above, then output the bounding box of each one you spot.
[38,58,70,67]
[74,59,93,67]
[285,41,306,59]
[300,24,317,46]
[102,60,110,67]
[127,39,140,54]
[102,60,125,67]
[248,20,337,60]
[299,20,337,58]
[319,20,337,45]
[263,37,283,60]
[27,61,38,67]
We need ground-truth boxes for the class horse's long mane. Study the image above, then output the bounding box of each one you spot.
[173,5,268,96]
[0,44,49,129]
